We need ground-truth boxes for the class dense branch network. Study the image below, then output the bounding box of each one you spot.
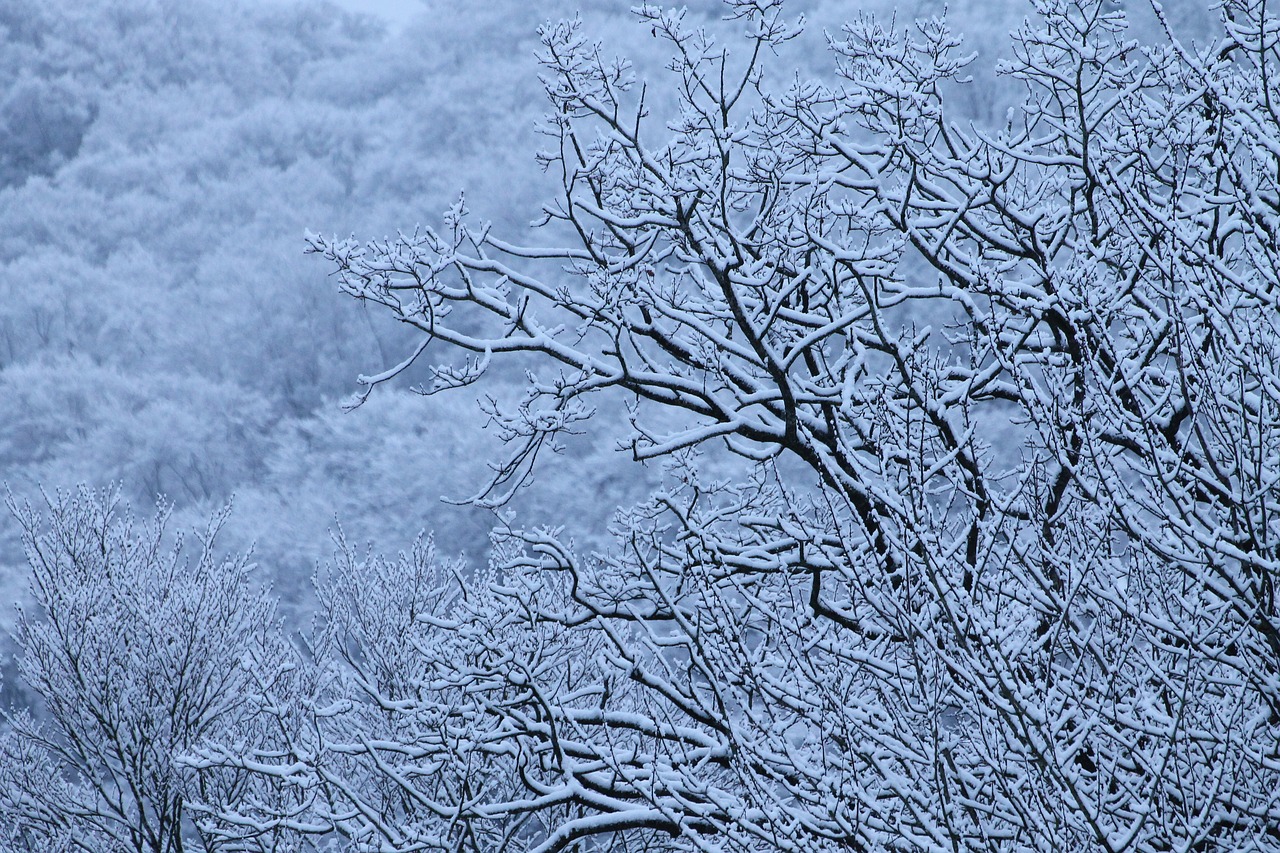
[7,1,1268,852]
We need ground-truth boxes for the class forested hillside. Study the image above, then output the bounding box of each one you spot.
[0,0,1212,612]
[0,0,1050,620]
[0,0,658,620]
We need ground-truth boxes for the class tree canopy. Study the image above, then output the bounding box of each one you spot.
[5,0,1280,851]
[300,0,1280,848]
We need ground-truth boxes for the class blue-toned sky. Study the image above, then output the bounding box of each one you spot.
[327,0,424,31]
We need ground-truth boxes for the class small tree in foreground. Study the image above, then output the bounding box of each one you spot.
[0,489,283,853]
[287,0,1280,849]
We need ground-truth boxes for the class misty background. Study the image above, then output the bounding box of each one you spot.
[0,0,1214,692]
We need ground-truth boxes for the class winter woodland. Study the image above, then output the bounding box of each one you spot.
[2,0,1276,851]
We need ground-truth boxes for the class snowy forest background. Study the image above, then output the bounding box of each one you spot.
[0,0,1214,688]
[4,0,1263,850]
[0,0,688,654]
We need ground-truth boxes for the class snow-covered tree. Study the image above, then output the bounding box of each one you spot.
[0,489,282,853]
[290,0,1280,850]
